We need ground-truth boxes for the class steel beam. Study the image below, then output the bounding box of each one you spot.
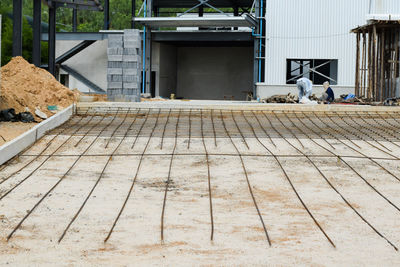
[252,0,260,97]
[132,0,136,28]
[50,0,103,11]
[33,0,42,66]
[48,4,57,77]
[55,40,96,64]
[60,65,105,93]
[103,0,109,30]
[145,0,153,94]
[12,0,23,57]
[134,16,253,27]
[199,5,204,17]
[72,8,77,31]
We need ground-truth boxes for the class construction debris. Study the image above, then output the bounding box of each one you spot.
[261,93,322,104]
[0,108,35,123]
[338,94,373,105]
[0,57,79,120]
[262,93,298,103]
[383,97,400,106]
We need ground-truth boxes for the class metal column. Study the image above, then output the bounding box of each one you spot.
[145,0,153,94]
[233,6,238,30]
[48,2,57,77]
[72,8,78,31]
[252,0,260,97]
[199,5,204,17]
[104,0,110,30]
[12,0,23,57]
[33,0,42,66]
[131,0,136,28]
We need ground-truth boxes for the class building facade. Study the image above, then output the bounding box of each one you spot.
[257,0,400,98]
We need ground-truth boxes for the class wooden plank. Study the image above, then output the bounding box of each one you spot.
[367,29,372,99]
[393,30,399,98]
[362,31,367,98]
[390,29,395,98]
[373,25,378,101]
[355,32,361,96]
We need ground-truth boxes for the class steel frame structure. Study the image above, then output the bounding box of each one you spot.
[352,20,400,101]
[134,0,265,97]
[12,0,103,76]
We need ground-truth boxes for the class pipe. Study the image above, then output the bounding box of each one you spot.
[258,0,263,83]
[142,0,147,94]
[251,0,264,83]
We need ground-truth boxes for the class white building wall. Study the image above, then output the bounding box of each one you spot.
[56,40,108,93]
[264,0,370,88]
[259,0,400,98]
[370,0,400,14]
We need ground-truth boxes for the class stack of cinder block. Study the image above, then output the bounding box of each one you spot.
[107,29,141,102]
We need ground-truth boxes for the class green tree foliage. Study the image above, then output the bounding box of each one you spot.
[1,14,13,66]
[0,0,229,65]
[1,2,48,66]
[1,0,145,65]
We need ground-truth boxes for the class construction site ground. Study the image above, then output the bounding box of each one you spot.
[0,122,36,146]
[1,103,400,265]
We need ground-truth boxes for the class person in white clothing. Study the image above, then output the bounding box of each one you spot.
[296,77,313,102]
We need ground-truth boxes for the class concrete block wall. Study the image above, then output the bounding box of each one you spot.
[107,29,141,102]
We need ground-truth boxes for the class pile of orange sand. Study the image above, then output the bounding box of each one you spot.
[0,57,79,120]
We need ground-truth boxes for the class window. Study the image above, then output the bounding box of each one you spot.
[286,59,338,85]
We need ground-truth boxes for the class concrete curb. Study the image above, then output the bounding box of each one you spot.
[76,101,400,113]
[0,104,74,166]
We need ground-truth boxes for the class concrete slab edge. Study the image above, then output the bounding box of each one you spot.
[0,104,74,166]
[76,101,400,113]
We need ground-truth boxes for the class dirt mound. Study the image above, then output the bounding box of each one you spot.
[0,57,79,120]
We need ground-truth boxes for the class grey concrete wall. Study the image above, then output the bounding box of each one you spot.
[56,39,108,92]
[151,42,160,96]
[158,43,177,98]
[176,47,253,100]
[107,30,141,102]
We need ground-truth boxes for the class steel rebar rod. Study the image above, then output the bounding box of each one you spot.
[275,112,400,213]
[250,111,276,148]
[188,109,192,149]
[0,111,103,200]
[200,109,214,241]
[74,108,112,148]
[300,112,400,182]
[242,111,334,247]
[210,109,217,147]
[104,108,132,148]
[271,111,305,149]
[319,112,399,160]
[57,108,131,243]
[131,109,152,149]
[248,110,398,250]
[160,109,172,150]
[161,109,181,241]
[335,111,392,152]
[6,109,118,241]
[104,108,162,242]
[230,110,250,149]
[221,110,271,246]
[0,109,90,185]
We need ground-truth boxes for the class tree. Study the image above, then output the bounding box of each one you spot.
[0,0,145,65]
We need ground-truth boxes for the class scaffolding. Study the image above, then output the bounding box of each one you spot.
[353,20,400,101]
